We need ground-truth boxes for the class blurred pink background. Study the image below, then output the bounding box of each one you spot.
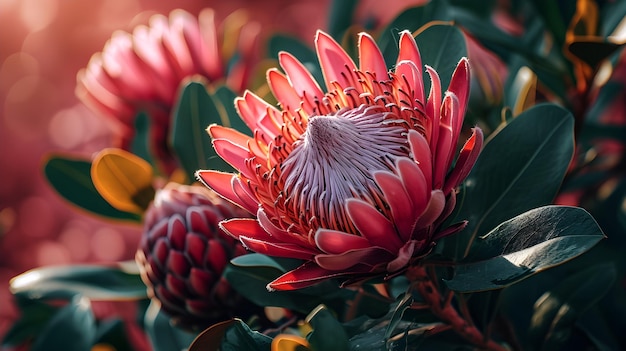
[0,0,424,345]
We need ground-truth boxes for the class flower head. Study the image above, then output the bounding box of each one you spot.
[197,30,483,290]
[76,9,259,174]
[135,183,250,327]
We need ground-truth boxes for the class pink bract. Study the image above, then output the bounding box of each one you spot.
[197,30,483,291]
[76,9,259,174]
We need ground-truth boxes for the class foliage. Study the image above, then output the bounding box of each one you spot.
[9,0,626,350]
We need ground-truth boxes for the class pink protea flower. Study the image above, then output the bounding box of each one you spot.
[197,30,483,291]
[135,183,251,327]
[76,9,259,174]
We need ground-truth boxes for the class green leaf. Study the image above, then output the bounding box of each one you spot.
[171,81,233,179]
[268,34,323,85]
[384,293,413,340]
[130,111,157,168]
[444,206,605,293]
[94,318,134,351]
[43,155,141,222]
[225,254,349,314]
[327,0,357,40]
[378,2,451,67]
[2,299,58,347]
[529,263,616,351]
[443,104,575,260]
[144,300,197,351]
[306,305,349,351]
[10,264,147,301]
[213,85,252,136]
[30,295,96,351]
[413,24,467,94]
[221,319,272,351]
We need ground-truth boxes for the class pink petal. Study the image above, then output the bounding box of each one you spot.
[235,91,282,139]
[373,171,414,239]
[220,218,270,241]
[416,190,446,228]
[257,208,307,246]
[314,229,372,254]
[425,65,442,149]
[208,125,251,149]
[434,93,459,189]
[197,8,223,80]
[397,31,425,103]
[239,236,316,260]
[386,240,419,272]
[444,127,483,194]
[315,247,392,271]
[212,139,254,179]
[447,58,470,123]
[267,68,302,112]
[231,177,260,214]
[346,199,403,252]
[279,52,324,101]
[407,129,433,189]
[395,60,425,108]
[315,30,357,91]
[196,171,255,212]
[395,158,429,236]
[358,32,388,81]
[268,261,356,291]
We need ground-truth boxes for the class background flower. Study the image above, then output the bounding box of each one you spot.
[198,30,482,290]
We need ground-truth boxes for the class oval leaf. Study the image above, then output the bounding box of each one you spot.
[221,319,272,351]
[413,24,467,93]
[443,104,575,260]
[10,264,147,301]
[91,148,154,214]
[30,295,96,351]
[444,206,605,293]
[529,263,616,350]
[305,305,349,351]
[171,81,233,179]
[43,155,141,222]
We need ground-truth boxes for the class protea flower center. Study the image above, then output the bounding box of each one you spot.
[280,105,410,235]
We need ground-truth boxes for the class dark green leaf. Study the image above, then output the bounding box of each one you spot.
[327,0,357,39]
[413,24,467,95]
[443,104,575,260]
[171,81,233,179]
[144,300,197,351]
[444,206,605,292]
[2,299,58,347]
[94,318,134,351]
[10,264,147,301]
[130,111,157,169]
[221,319,272,351]
[268,34,323,85]
[30,295,96,351]
[378,2,451,67]
[384,293,413,340]
[213,85,252,136]
[225,254,350,314]
[43,155,141,222]
[599,0,626,36]
[306,305,349,351]
[529,263,616,350]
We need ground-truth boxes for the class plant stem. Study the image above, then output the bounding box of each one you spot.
[408,266,507,351]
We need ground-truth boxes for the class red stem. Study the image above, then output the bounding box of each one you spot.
[408,266,507,351]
